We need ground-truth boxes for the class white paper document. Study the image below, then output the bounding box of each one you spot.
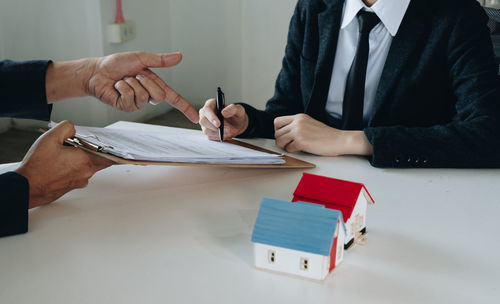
[64,125,285,165]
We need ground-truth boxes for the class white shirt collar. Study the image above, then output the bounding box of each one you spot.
[341,0,411,37]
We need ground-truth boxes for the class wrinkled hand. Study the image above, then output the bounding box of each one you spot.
[199,98,249,141]
[14,121,114,208]
[87,51,199,122]
[274,114,373,156]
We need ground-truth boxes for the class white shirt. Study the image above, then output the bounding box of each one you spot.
[325,0,411,123]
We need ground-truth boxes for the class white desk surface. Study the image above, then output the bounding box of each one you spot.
[1,121,499,304]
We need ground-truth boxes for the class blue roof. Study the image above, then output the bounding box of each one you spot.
[251,198,344,256]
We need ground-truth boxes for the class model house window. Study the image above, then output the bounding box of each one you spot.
[268,250,276,263]
[300,258,309,271]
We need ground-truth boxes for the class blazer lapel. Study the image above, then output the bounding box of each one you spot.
[370,0,429,123]
[305,0,344,122]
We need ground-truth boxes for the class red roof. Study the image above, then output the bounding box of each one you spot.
[292,173,374,222]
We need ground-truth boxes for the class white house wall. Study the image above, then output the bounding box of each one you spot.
[254,243,330,280]
[345,192,368,243]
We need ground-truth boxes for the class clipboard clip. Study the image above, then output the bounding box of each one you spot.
[64,137,105,153]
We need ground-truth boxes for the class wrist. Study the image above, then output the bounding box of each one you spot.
[45,58,98,103]
[342,130,373,156]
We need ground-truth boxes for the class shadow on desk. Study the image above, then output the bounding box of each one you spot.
[191,208,257,267]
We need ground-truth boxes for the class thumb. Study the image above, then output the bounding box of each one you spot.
[48,120,76,144]
[222,104,244,119]
[140,52,183,68]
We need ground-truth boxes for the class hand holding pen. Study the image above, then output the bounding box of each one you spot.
[198,88,250,142]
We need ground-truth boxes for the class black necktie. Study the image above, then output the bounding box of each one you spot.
[342,11,381,130]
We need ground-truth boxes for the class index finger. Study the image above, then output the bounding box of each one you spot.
[200,99,220,127]
[48,120,76,145]
[274,115,295,131]
[163,83,200,123]
[143,70,200,123]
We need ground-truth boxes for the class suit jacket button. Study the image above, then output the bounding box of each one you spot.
[415,157,420,164]
[407,156,412,163]
[423,157,428,164]
[395,156,401,163]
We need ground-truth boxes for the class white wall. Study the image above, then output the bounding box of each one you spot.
[0,0,297,129]
[168,0,243,106]
[0,27,12,133]
[241,0,297,109]
[0,0,109,126]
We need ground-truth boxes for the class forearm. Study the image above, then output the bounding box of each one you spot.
[45,58,97,103]
[364,118,500,168]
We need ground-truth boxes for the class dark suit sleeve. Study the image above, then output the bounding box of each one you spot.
[0,172,29,237]
[364,2,500,168]
[0,60,52,120]
[238,1,306,139]
[1,60,51,237]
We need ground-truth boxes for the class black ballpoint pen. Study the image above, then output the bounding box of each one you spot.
[216,87,225,142]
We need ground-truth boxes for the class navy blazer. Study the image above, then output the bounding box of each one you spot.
[0,60,50,237]
[239,0,500,168]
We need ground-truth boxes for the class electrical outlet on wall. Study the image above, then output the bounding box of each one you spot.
[107,20,136,44]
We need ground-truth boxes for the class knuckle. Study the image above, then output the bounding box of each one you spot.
[297,114,309,123]
[139,93,149,103]
[295,138,304,146]
[199,117,208,127]
[122,102,136,113]
[158,90,167,101]
[235,105,245,115]
[114,80,124,89]
[78,180,89,189]
[59,120,75,130]
[123,85,133,94]
[171,93,182,106]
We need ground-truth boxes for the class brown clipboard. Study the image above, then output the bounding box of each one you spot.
[66,137,315,169]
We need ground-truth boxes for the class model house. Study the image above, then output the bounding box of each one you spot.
[251,198,346,280]
[293,173,375,249]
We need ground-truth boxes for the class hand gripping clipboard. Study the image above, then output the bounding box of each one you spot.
[64,136,316,169]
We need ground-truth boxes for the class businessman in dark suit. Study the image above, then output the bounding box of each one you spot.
[0,52,199,238]
[199,0,500,168]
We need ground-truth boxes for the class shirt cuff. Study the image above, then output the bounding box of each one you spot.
[0,172,29,237]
